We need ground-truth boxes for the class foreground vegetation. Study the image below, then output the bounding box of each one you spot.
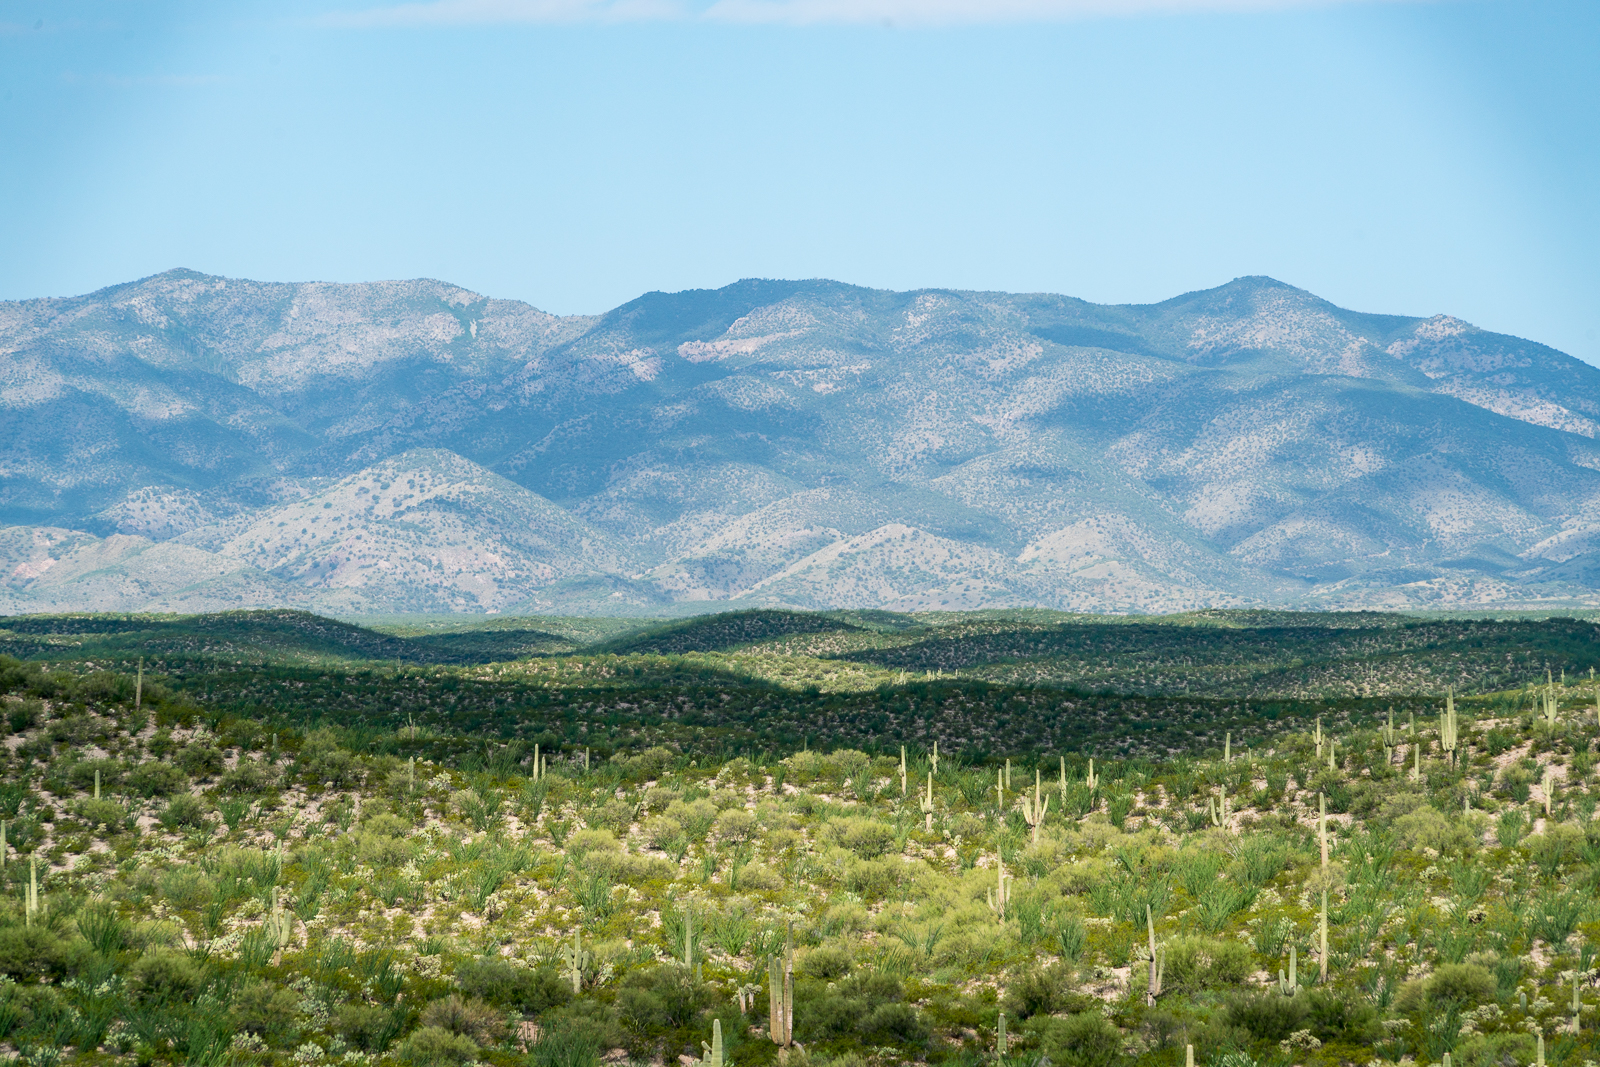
[0,608,1595,1067]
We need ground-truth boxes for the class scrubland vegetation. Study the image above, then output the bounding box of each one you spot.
[0,608,1596,1067]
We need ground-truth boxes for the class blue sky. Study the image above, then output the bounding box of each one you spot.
[1,0,1596,363]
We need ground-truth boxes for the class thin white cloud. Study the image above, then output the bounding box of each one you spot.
[323,0,1430,26]
[706,0,1423,24]
[320,0,685,26]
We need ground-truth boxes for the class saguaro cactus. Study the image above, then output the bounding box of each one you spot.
[921,770,935,833]
[899,746,908,797]
[997,1012,1008,1058]
[1020,770,1049,846]
[564,928,589,993]
[1319,890,1329,983]
[265,886,294,951]
[768,926,794,1048]
[987,855,1009,924]
[1146,904,1166,1006]
[699,1019,726,1067]
[1440,690,1459,766]
[1278,944,1298,995]
[1318,793,1328,872]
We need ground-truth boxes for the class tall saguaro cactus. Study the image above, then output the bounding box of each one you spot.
[1020,770,1049,846]
[1277,945,1298,996]
[564,928,589,994]
[1318,793,1328,872]
[1145,904,1166,1006]
[768,926,794,1048]
[1319,890,1329,983]
[987,855,1009,924]
[699,1019,727,1067]
[1440,689,1459,766]
[921,770,935,833]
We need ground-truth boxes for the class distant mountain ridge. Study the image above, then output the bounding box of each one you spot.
[3,268,1599,615]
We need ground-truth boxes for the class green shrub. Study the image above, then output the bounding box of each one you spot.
[1002,963,1089,1020]
[1026,1011,1122,1067]
[130,948,204,1001]
[588,799,637,835]
[800,944,853,979]
[333,1003,403,1052]
[1453,1032,1537,1067]
[712,808,758,845]
[231,980,300,1038]
[177,743,225,779]
[217,759,278,795]
[67,759,122,792]
[801,972,927,1047]
[72,797,125,829]
[1227,992,1309,1042]
[1396,962,1495,1015]
[1305,989,1380,1044]
[529,1021,602,1067]
[0,926,69,980]
[664,799,717,841]
[159,794,208,830]
[299,730,361,788]
[158,866,215,909]
[420,995,508,1047]
[125,761,189,797]
[617,964,718,1038]
[835,817,895,859]
[1162,936,1253,995]
[456,957,573,1015]
[397,1025,479,1067]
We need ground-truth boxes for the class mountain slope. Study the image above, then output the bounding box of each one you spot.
[4,271,1600,613]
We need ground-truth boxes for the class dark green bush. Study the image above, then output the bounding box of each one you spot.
[0,925,69,980]
[177,743,224,779]
[800,944,852,979]
[231,980,301,1038]
[1026,1011,1121,1067]
[1002,963,1089,1021]
[1227,992,1310,1042]
[618,964,718,1038]
[419,994,507,1047]
[333,1003,405,1052]
[129,948,204,1002]
[159,794,208,830]
[800,972,927,1048]
[1396,962,1496,1016]
[1305,989,1380,1044]
[397,1025,479,1067]
[529,1020,602,1067]
[455,956,572,1015]
[125,761,189,798]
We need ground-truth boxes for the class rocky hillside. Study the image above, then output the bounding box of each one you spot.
[3,270,1599,614]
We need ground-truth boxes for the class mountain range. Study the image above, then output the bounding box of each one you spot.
[3,268,1599,615]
